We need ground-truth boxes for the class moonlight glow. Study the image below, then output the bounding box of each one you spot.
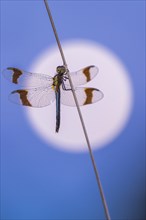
[27,40,133,152]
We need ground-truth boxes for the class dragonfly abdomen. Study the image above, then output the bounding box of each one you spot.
[55,88,61,132]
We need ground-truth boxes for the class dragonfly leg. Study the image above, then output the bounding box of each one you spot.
[62,81,72,91]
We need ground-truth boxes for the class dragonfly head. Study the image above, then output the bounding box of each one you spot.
[56,65,67,75]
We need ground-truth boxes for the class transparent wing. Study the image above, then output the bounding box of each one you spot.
[64,65,99,89]
[9,86,55,108]
[2,67,53,87]
[61,87,103,107]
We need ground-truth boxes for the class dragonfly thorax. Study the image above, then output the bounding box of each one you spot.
[53,65,67,89]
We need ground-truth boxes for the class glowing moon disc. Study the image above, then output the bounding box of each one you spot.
[27,40,133,152]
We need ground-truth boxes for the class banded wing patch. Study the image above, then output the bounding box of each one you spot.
[9,87,55,108]
[64,65,99,89]
[3,67,53,87]
[61,87,103,107]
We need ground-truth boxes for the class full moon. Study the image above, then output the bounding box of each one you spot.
[27,40,133,152]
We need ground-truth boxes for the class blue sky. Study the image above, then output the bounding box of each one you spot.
[1,1,145,220]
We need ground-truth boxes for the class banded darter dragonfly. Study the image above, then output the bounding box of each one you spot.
[3,65,103,132]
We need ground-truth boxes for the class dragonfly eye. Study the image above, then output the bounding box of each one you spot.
[56,65,66,74]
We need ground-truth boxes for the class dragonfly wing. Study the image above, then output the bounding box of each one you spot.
[64,65,99,88]
[2,67,53,87]
[9,86,55,108]
[61,87,103,107]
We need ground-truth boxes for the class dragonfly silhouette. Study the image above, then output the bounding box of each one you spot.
[3,65,103,132]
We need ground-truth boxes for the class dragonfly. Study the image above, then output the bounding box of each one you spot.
[3,65,103,132]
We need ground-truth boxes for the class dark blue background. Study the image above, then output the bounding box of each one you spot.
[1,1,145,219]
